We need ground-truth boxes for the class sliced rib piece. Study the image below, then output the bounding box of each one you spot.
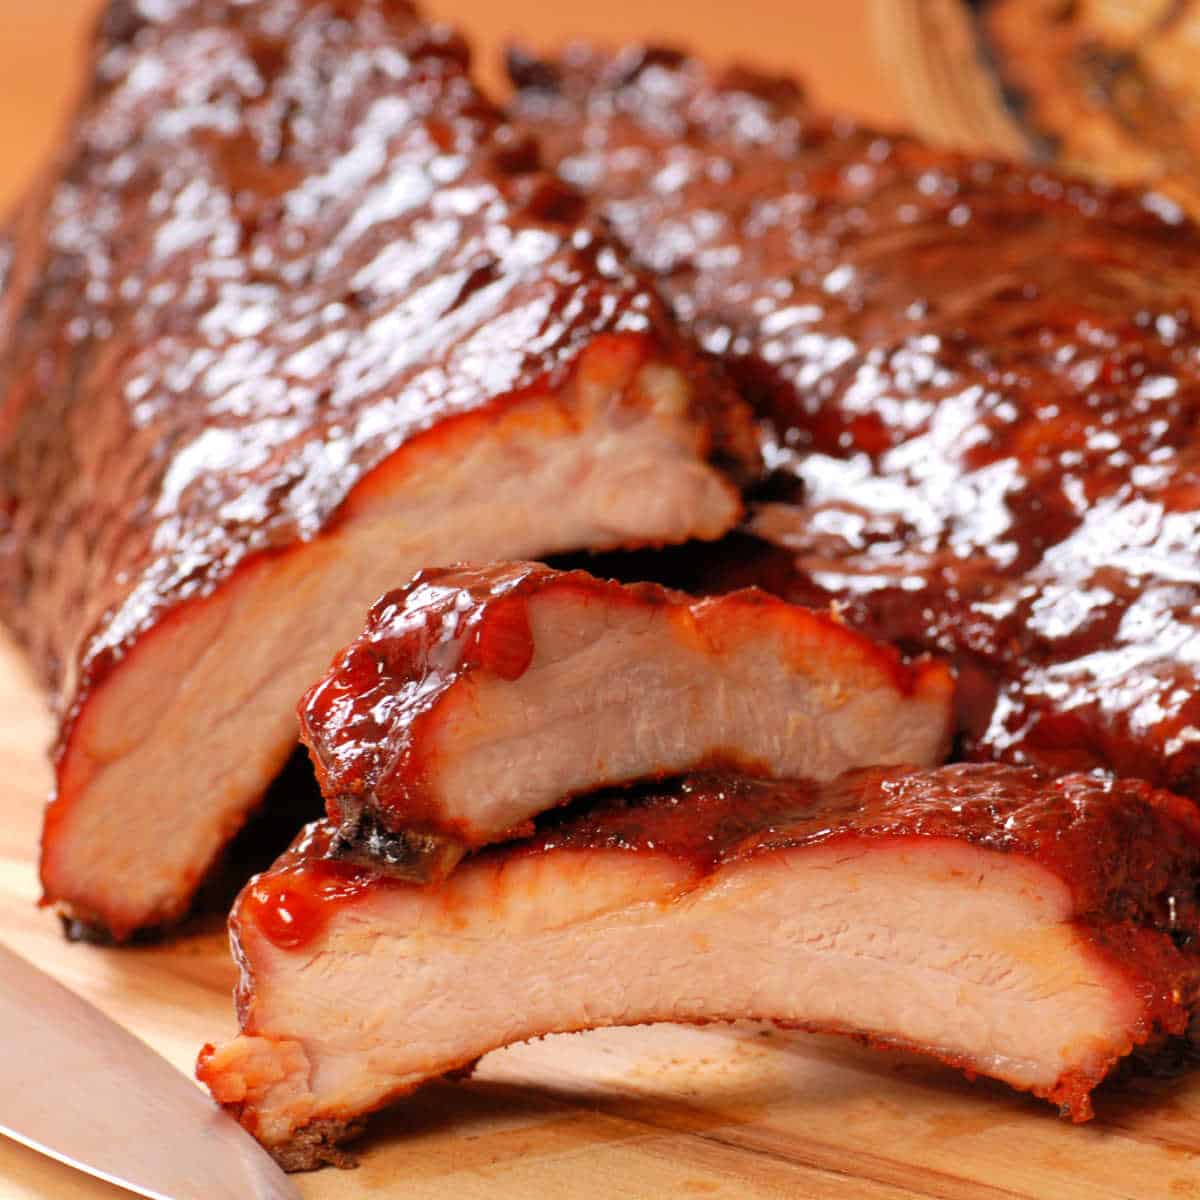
[199,764,1200,1170]
[0,3,753,938]
[298,561,953,878]
[509,45,1200,798]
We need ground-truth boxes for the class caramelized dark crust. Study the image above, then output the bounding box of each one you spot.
[202,764,1200,1167]
[0,4,755,936]
[510,44,1200,795]
[268,1118,363,1173]
[297,561,952,875]
[0,3,745,727]
[984,0,1200,215]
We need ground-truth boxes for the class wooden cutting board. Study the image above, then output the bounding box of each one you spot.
[2,2,1200,1197]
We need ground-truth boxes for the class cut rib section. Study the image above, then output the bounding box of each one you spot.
[200,764,1200,1169]
[299,561,952,879]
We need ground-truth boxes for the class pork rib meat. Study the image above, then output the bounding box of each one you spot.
[509,45,1200,796]
[0,4,752,937]
[200,763,1200,1169]
[298,561,953,878]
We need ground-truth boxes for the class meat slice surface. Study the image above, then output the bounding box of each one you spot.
[0,3,753,938]
[509,46,1200,798]
[298,561,952,877]
[199,763,1200,1170]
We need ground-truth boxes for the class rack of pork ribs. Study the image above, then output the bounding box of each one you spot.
[506,41,1200,797]
[3,0,1200,1176]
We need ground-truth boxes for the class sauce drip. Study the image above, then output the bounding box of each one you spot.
[240,823,377,950]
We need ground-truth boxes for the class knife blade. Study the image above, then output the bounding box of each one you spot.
[0,940,300,1200]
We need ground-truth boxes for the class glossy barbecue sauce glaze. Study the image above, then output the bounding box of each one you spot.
[297,560,945,845]
[240,823,374,952]
[510,46,1200,797]
[0,3,743,746]
[239,762,1200,987]
[298,562,673,828]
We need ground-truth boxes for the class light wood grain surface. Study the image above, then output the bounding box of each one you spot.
[2,4,1199,1199]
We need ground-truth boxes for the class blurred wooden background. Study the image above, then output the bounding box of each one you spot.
[0,1,902,216]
